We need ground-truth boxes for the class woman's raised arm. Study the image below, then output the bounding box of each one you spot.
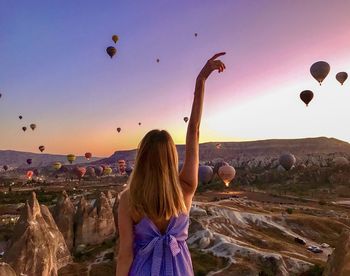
[179,53,226,198]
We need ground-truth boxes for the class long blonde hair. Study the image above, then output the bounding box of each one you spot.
[128,129,187,221]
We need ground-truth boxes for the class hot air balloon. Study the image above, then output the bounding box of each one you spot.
[39,145,45,152]
[112,35,119,43]
[218,165,236,187]
[310,61,330,85]
[26,170,34,179]
[117,127,121,133]
[74,167,86,180]
[279,153,296,171]
[300,90,314,107]
[336,72,348,85]
[194,33,198,37]
[86,166,96,177]
[0,93,2,98]
[198,165,213,184]
[183,117,189,123]
[106,46,117,58]
[333,156,349,166]
[30,124,36,131]
[85,152,92,160]
[94,166,104,177]
[53,162,62,170]
[67,154,76,164]
[156,58,160,63]
[104,167,113,175]
[19,115,23,120]
[3,165,8,171]
[26,159,32,165]
[22,126,27,132]
[216,143,222,149]
[118,160,126,174]
[213,161,229,175]
[138,122,141,126]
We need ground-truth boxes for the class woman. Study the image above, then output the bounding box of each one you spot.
[117,53,226,276]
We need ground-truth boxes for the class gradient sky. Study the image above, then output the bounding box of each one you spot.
[1,0,350,157]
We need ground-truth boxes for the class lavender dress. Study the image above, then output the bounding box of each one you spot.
[129,213,194,276]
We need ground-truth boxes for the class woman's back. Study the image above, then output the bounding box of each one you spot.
[129,213,193,276]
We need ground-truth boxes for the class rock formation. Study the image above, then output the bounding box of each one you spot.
[113,192,120,238]
[53,190,75,250]
[75,193,115,247]
[3,192,71,276]
[0,262,16,276]
[323,229,350,276]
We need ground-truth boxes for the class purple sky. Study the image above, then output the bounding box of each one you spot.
[1,1,350,157]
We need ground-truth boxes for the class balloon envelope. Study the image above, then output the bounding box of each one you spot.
[103,167,113,175]
[310,61,330,85]
[67,154,76,164]
[198,165,213,184]
[22,127,27,132]
[94,166,104,176]
[106,46,116,58]
[26,159,32,165]
[183,117,188,123]
[336,72,348,85]
[86,166,96,177]
[19,115,22,120]
[3,165,8,171]
[53,162,62,170]
[85,152,92,160]
[300,90,314,106]
[213,161,229,175]
[279,153,296,171]
[218,165,236,186]
[30,124,36,131]
[39,146,45,152]
[112,35,119,43]
[26,170,34,179]
[74,167,86,179]
[117,127,121,133]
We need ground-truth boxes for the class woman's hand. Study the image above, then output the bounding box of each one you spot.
[198,52,226,81]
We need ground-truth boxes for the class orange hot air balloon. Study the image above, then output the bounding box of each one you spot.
[85,152,92,160]
[39,145,45,152]
[26,170,34,179]
[300,90,314,107]
[218,165,236,187]
[117,127,121,133]
[336,72,348,85]
[310,61,330,85]
[106,46,116,58]
[183,117,189,123]
[112,35,119,43]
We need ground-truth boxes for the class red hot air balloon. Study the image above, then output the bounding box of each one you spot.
[106,46,117,58]
[300,90,314,107]
[74,167,86,180]
[26,170,34,179]
[216,143,222,149]
[336,72,348,85]
[39,145,45,152]
[85,152,92,160]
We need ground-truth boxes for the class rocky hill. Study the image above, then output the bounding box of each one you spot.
[92,137,350,165]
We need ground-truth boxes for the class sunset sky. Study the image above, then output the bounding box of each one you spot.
[1,0,350,157]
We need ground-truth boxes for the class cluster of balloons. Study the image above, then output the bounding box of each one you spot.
[300,61,348,107]
[198,161,236,187]
[106,35,119,58]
